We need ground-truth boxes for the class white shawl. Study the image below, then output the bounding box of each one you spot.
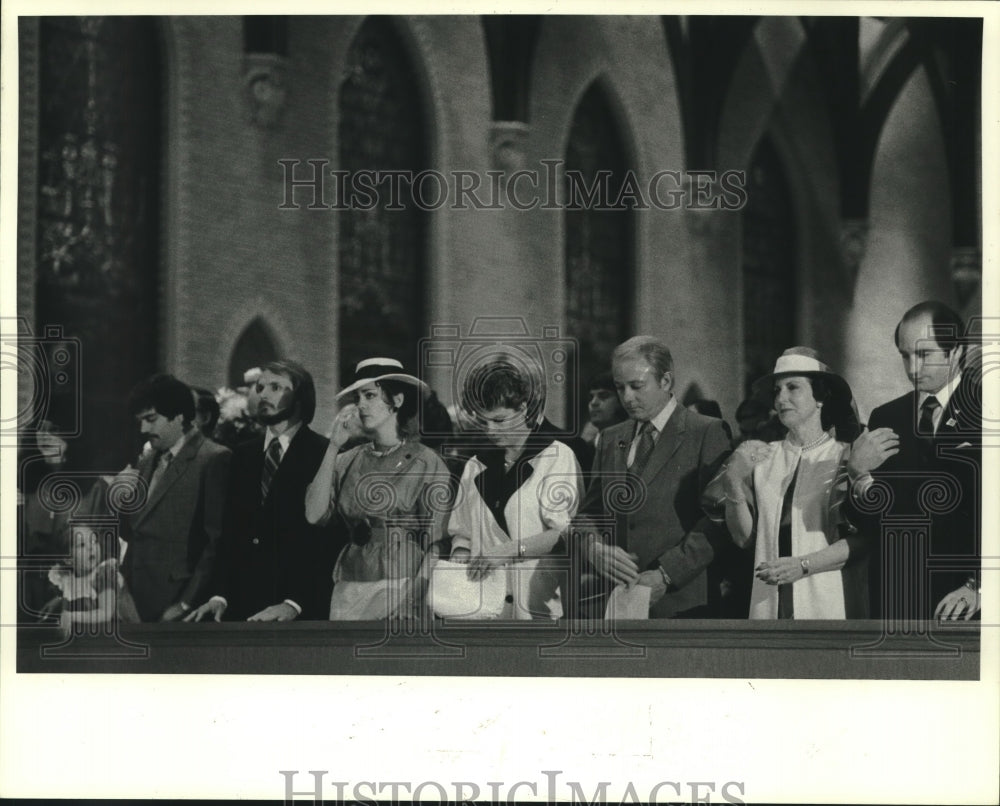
[749,438,850,620]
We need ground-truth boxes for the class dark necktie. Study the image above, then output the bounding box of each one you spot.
[630,421,656,476]
[261,437,283,500]
[918,395,940,435]
[777,459,800,620]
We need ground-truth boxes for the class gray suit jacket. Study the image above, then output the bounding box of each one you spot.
[122,431,231,620]
[580,406,730,617]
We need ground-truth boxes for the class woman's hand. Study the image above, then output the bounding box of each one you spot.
[328,404,363,449]
[450,547,472,564]
[755,557,807,586]
[467,551,510,581]
[723,440,773,499]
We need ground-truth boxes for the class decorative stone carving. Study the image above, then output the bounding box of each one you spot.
[244,52,288,129]
[950,246,981,309]
[840,217,869,288]
[489,121,530,174]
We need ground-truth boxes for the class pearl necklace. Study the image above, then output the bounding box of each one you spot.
[788,432,831,452]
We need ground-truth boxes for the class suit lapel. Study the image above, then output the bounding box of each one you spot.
[640,405,687,484]
[137,431,203,522]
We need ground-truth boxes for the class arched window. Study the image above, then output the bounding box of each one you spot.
[228,318,280,388]
[564,83,633,423]
[337,18,428,380]
[34,17,162,468]
[741,136,796,396]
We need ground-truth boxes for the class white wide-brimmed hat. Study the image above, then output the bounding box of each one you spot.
[751,347,854,412]
[336,357,429,401]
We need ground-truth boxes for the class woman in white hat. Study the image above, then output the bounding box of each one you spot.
[719,347,866,619]
[305,358,452,620]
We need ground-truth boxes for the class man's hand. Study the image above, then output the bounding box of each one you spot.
[160,601,190,622]
[247,602,298,622]
[587,541,640,586]
[184,599,226,622]
[635,569,667,604]
[934,585,980,621]
[847,427,899,478]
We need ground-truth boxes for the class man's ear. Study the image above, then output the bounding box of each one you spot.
[659,371,673,393]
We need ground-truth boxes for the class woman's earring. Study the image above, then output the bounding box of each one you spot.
[817,402,823,408]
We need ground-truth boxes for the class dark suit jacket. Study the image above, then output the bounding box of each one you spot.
[211,426,341,620]
[580,406,731,617]
[122,431,231,621]
[850,376,981,617]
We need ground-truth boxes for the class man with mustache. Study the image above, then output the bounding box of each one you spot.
[578,336,731,618]
[186,360,340,622]
[122,374,231,621]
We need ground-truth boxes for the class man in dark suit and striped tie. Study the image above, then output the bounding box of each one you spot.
[186,360,340,622]
[846,301,982,621]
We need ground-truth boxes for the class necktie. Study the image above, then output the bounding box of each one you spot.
[777,459,800,620]
[147,451,172,496]
[630,421,656,476]
[918,395,940,435]
[261,437,283,500]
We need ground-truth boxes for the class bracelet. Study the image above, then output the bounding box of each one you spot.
[799,558,811,576]
[964,578,977,592]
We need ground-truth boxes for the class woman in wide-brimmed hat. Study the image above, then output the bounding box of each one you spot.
[717,347,867,619]
[305,358,451,620]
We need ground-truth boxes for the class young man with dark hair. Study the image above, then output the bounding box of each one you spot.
[120,374,231,621]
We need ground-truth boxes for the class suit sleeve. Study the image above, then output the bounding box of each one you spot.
[656,420,732,589]
[180,447,231,607]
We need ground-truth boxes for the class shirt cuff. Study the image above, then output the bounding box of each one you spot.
[850,472,874,498]
[209,595,228,607]
[283,599,302,615]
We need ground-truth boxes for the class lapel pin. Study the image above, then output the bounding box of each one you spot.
[617,440,627,450]
[946,417,957,428]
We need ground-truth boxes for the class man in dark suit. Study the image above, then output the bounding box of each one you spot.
[186,360,340,622]
[578,336,731,618]
[847,301,981,620]
[121,374,231,621]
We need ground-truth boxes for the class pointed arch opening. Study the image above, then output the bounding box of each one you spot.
[337,17,429,382]
[563,81,634,422]
[228,317,280,388]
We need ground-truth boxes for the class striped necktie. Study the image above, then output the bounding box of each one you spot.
[630,421,656,476]
[261,437,283,500]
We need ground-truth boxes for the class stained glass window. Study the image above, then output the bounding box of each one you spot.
[338,18,427,378]
[564,84,633,420]
[741,136,796,396]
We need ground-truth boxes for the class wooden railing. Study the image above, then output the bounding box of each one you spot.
[17,620,979,679]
